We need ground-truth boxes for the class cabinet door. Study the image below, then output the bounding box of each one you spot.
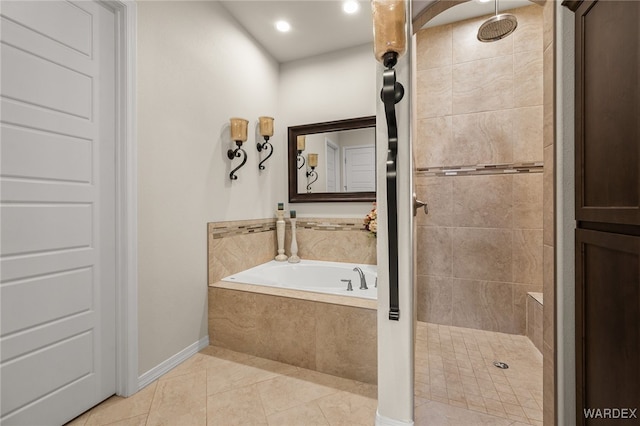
[575,0,640,225]
[576,229,640,424]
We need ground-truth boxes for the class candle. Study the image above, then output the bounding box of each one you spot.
[308,153,318,168]
[290,210,296,219]
[372,0,407,64]
[297,135,306,151]
[259,116,274,137]
[230,118,248,142]
[278,202,284,210]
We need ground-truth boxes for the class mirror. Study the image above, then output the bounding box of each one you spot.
[288,116,376,203]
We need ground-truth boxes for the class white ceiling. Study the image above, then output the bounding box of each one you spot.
[220,0,373,64]
[220,0,533,64]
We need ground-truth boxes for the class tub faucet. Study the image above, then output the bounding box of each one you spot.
[353,267,368,290]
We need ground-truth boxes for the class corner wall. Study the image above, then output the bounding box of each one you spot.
[136,1,281,375]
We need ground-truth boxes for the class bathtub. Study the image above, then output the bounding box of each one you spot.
[221,259,377,300]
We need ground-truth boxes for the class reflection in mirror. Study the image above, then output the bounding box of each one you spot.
[288,116,376,203]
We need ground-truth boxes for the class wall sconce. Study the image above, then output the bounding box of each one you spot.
[306,153,318,193]
[296,135,306,169]
[227,117,248,180]
[257,116,274,170]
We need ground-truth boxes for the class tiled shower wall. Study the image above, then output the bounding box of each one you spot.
[414,5,544,335]
[208,217,376,284]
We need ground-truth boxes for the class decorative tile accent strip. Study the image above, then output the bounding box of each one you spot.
[295,220,365,232]
[209,220,276,239]
[416,162,544,177]
[208,217,368,240]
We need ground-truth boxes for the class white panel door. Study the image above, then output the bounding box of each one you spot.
[325,138,339,192]
[0,1,116,424]
[344,145,375,192]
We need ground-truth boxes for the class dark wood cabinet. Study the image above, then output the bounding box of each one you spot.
[575,0,640,226]
[573,1,640,424]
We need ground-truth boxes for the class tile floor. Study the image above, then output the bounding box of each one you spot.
[66,322,542,426]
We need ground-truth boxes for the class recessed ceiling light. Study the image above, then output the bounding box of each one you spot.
[343,0,360,14]
[275,20,291,32]
[476,0,492,3]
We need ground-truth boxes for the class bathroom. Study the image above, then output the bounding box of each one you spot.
[2,0,597,424]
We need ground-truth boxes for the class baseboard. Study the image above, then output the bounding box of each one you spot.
[137,335,210,391]
[375,410,414,426]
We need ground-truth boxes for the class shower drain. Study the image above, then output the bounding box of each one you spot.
[493,361,509,369]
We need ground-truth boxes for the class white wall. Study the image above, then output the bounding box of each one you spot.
[137,0,281,374]
[280,43,378,217]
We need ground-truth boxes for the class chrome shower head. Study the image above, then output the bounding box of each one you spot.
[477,0,518,43]
[477,13,518,42]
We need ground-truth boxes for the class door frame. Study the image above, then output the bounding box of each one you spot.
[100,0,138,397]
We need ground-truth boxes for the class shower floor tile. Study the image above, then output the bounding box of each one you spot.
[414,321,543,425]
[66,322,542,426]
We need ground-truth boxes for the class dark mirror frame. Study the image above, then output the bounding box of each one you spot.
[288,116,377,203]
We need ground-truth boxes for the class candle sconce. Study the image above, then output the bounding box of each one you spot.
[296,135,306,169]
[227,117,248,180]
[257,116,274,170]
[306,153,318,193]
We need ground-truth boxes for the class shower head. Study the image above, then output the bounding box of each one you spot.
[477,0,518,43]
[477,13,518,42]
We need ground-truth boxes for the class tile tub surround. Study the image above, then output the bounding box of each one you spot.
[526,292,543,354]
[208,218,376,285]
[208,285,377,385]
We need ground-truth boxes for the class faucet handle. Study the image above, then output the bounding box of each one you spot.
[341,279,353,291]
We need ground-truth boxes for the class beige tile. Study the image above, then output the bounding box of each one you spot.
[514,50,543,108]
[452,175,513,228]
[415,176,453,227]
[207,384,267,426]
[292,228,376,265]
[452,228,512,282]
[147,372,206,426]
[252,294,317,369]
[452,15,513,64]
[453,56,513,115]
[543,0,554,51]
[452,279,515,333]
[414,116,453,168]
[543,341,554,424]
[267,401,328,426]
[450,111,514,165]
[85,382,157,426]
[208,288,259,354]
[543,244,554,348]
[515,284,543,336]
[414,400,513,425]
[210,231,276,284]
[316,391,377,426]
[416,24,453,71]
[513,106,544,163]
[315,304,377,384]
[512,5,543,53]
[417,226,452,277]
[543,43,554,148]
[417,275,453,325]
[513,172,543,229]
[417,66,453,118]
[256,372,338,416]
[206,358,284,397]
[103,415,148,426]
[543,144,554,246]
[512,229,543,286]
